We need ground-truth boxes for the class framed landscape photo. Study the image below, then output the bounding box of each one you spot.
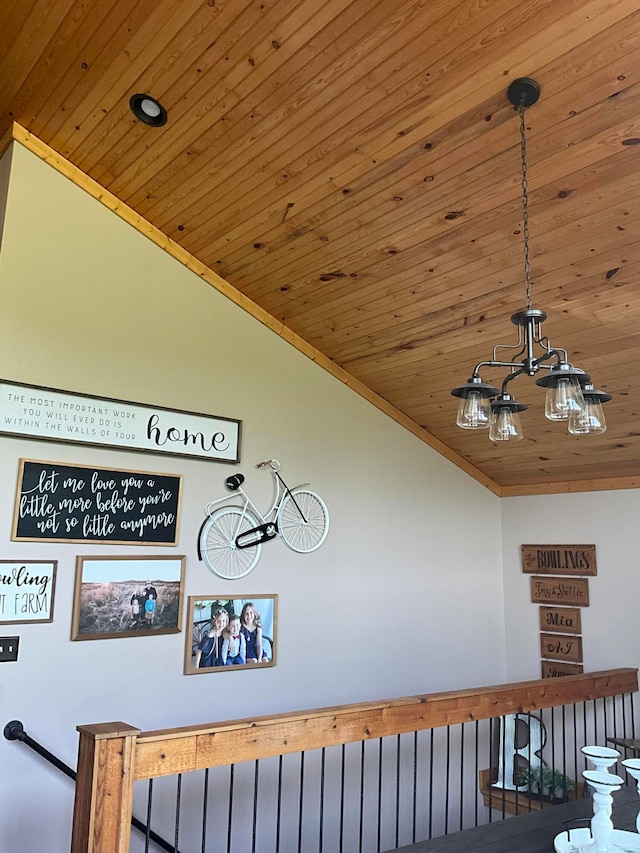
[71,555,185,641]
[185,594,277,675]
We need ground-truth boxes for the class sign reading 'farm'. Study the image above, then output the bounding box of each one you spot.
[521,544,597,576]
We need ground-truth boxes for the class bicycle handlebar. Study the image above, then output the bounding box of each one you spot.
[255,459,281,471]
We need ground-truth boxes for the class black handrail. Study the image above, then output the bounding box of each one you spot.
[4,720,180,853]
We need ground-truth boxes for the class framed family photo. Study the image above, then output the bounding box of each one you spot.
[185,594,277,675]
[71,555,185,641]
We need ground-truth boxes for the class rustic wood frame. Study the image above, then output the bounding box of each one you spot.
[12,458,183,546]
[184,594,277,675]
[71,555,185,641]
[0,378,241,463]
[0,560,57,624]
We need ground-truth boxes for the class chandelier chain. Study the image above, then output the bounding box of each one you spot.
[519,100,532,310]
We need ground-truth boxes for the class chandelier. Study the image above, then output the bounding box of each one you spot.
[451,78,611,442]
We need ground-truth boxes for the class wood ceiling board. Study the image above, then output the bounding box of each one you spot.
[141,0,616,251]
[4,0,640,493]
[235,135,637,316]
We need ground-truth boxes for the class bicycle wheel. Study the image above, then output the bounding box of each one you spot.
[200,507,262,579]
[278,489,329,553]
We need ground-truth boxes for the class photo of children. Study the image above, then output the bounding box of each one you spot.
[194,607,228,668]
[72,556,185,641]
[185,595,277,675]
[222,613,246,665]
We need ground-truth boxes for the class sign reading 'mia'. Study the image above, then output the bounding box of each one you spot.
[0,380,240,463]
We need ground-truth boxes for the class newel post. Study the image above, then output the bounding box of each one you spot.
[71,722,141,853]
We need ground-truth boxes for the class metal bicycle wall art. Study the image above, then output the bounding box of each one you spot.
[197,459,330,579]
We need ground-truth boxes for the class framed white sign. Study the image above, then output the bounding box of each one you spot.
[0,561,57,624]
[0,380,240,462]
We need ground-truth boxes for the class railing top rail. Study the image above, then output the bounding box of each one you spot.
[137,668,637,742]
[116,668,637,780]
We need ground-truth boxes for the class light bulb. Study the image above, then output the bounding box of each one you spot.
[489,407,523,441]
[140,98,162,118]
[545,376,585,421]
[456,390,491,429]
[568,398,607,434]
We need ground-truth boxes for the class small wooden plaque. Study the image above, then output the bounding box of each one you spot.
[530,576,589,607]
[539,606,582,635]
[541,661,584,679]
[521,545,596,576]
[540,633,583,663]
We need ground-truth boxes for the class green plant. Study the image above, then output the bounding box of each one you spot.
[517,765,575,800]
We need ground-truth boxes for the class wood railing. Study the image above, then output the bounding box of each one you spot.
[70,668,638,853]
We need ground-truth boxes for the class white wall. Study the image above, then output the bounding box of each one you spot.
[501,490,640,680]
[0,144,505,851]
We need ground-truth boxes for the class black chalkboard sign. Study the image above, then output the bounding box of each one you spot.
[12,459,182,545]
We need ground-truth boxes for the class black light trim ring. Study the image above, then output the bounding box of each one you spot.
[129,93,167,127]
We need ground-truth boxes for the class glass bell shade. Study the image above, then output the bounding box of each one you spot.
[568,397,607,434]
[489,406,524,442]
[544,375,586,421]
[456,389,491,429]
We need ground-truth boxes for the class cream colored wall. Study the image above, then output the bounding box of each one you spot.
[501,491,640,679]
[0,143,505,851]
[0,144,12,249]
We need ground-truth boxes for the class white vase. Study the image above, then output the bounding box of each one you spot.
[622,758,640,834]
[581,770,624,853]
[582,745,620,773]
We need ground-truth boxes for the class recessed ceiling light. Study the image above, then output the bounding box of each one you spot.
[129,93,167,127]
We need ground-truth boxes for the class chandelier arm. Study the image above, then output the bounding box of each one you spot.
[473,359,531,375]
[492,322,525,362]
[547,346,568,363]
[531,349,562,369]
[492,341,527,362]
[532,328,551,347]
[500,368,525,396]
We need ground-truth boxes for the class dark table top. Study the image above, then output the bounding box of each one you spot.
[608,738,640,756]
[396,787,639,853]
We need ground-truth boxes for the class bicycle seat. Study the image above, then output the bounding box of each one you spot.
[225,473,244,491]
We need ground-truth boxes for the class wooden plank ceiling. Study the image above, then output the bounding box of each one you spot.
[1,0,639,495]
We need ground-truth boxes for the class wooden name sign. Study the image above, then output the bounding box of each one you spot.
[13,459,182,545]
[540,633,583,663]
[521,544,597,576]
[530,576,589,606]
[539,606,582,635]
[541,661,584,679]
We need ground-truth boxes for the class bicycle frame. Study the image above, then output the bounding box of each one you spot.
[198,458,329,575]
[204,463,310,531]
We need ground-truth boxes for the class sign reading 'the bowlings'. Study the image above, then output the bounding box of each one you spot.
[521,544,597,576]
[0,380,240,463]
